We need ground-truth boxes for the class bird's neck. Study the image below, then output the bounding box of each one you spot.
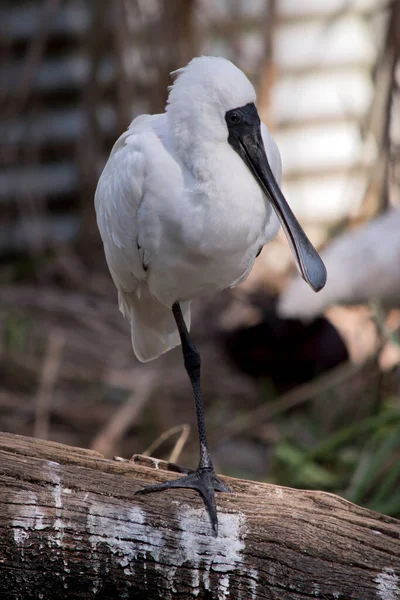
[167,112,226,181]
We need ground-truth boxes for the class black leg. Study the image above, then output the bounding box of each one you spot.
[172,301,213,469]
[135,302,232,535]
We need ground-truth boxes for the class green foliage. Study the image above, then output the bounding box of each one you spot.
[345,418,400,515]
[3,311,32,353]
[271,403,400,517]
[274,439,339,488]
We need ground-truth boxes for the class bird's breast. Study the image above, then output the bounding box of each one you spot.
[182,148,270,257]
[147,143,275,304]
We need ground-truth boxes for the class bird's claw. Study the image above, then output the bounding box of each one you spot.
[135,466,232,536]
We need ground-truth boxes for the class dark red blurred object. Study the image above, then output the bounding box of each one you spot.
[224,299,349,393]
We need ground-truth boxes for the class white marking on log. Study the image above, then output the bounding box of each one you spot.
[217,573,230,599]
[177,506,249,597]
[150,458,161,470]
[179,506,245,572]
[13,528,29,546]
[87,500,148,595]
[44,461,65,547]
[313,582,320,596]
[11,490,47,549]
[11,462,71,559]
[375,567,400,600]
[87,502,146,566]
[86,498,258,599]
[247,568,258,599]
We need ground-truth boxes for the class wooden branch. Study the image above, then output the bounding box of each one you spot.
[0,433,399,600]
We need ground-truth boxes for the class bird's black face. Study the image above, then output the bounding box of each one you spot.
[225,102,326,293]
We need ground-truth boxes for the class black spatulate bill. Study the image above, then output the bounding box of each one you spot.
[226,103,327,293]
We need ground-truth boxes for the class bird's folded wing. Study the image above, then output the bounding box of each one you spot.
[94,115,163,295]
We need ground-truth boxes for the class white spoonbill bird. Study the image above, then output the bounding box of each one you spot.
[95,56,327,535]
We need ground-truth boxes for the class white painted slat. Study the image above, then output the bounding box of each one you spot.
[282,173,368,221]
[201,0,266,20]
[275,123,376,173]
[275,16,376,70]
[238,32,265,73]
[277,0,382,18]
[272,69,374,123]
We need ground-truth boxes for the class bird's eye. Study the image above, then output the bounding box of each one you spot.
[228,112,242,124]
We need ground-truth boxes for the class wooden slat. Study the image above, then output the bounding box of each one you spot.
[281,172,369,222]
[0,163,79,200]
[0,214,80,252]
[275,121,375,174]
[275,16,377,71]
[277,0,386,20]
[272,68,374,125]
[3,55,115,94]
[0,0,90,42]
[0,106,116,147]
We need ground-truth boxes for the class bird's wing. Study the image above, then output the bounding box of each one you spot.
[94,113,165,295]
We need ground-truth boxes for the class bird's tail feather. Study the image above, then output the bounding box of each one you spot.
[118,287,191,363]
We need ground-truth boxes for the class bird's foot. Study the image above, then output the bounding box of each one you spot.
[135,466,232,536]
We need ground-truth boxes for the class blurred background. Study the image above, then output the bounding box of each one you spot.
[0,0,399,517]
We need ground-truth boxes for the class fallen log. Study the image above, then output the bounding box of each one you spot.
[0,432,398,599]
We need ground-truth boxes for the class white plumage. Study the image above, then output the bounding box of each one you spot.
[95,56,282,362]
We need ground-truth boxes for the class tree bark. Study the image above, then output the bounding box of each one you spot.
[0,432,398,600]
